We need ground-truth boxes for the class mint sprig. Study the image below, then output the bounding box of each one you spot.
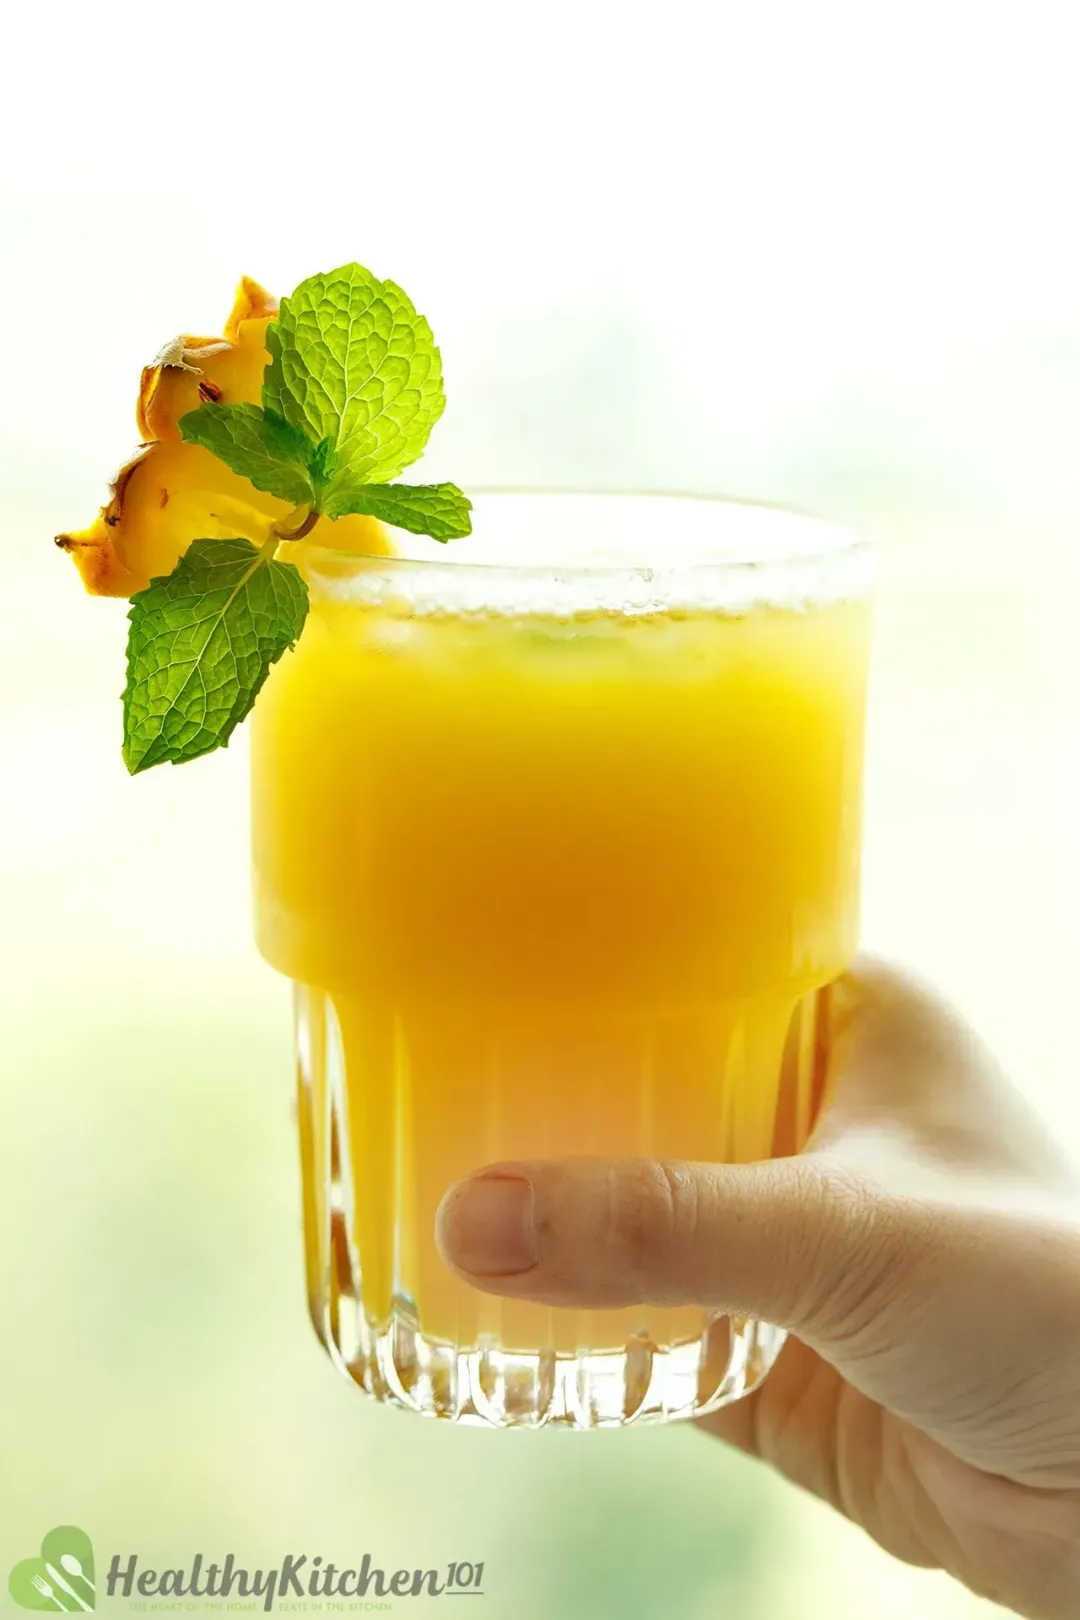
[121,262,471,772]
[123,540,307,773]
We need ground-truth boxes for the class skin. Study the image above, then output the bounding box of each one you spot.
[436,958,1080,1619]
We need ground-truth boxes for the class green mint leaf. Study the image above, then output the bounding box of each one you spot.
[264,263,445,487]
[122,539,308,773]
[179,402,317,506]
[308,435,339,503]
[323,480,473,542]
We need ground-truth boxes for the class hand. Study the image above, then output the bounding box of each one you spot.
[436,959,1080,1620]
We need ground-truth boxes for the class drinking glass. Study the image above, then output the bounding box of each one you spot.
[251,492,873,1428]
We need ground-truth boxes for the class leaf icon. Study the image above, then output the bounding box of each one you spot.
[9,1528,95,1613]
[9,1560,61,1612]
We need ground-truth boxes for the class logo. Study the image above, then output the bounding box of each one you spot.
[8,1532,487,1612]
[9,1527,96,1613]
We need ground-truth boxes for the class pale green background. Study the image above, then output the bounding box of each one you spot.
[2,3,1079,1617]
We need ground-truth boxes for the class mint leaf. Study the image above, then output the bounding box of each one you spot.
[324,480,472,542]
[308,435,339,502]
[264,263,445,487]
[179,402,317,506]
[122,539,308,773]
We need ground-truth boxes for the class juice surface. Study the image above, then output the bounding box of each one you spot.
[253,557,870,1353]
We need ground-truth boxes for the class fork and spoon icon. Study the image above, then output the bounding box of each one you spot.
[28,1555,95,1613]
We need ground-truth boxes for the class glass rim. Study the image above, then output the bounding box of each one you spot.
[295,488,872,581]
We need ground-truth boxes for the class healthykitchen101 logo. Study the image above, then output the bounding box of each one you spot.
[9,1527,96,1612]
[9,1527,487,1612]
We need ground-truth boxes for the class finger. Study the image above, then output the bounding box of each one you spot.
[695,1343,944,1573]
[696,1334,844,1477]
[812,956,1077,1193]
[434,1152,919,1340]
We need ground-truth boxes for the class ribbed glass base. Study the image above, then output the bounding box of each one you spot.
[312,1292,784,1429]
[331,1298,783,1428]
[291,977,825,1428]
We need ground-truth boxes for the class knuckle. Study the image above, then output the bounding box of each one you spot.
[791,1159,916,1344]
[606,1160,698,1299]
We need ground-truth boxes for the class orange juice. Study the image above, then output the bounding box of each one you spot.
[251,494,872,1427]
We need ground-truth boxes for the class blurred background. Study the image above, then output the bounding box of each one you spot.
[2,1,1079,1615]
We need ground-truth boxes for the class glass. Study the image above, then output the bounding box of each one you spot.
[251,492,873,1428]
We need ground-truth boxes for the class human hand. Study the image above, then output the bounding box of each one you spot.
[436,960,1080,1619]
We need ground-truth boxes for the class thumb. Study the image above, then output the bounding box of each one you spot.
[435,1153,917,1342]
